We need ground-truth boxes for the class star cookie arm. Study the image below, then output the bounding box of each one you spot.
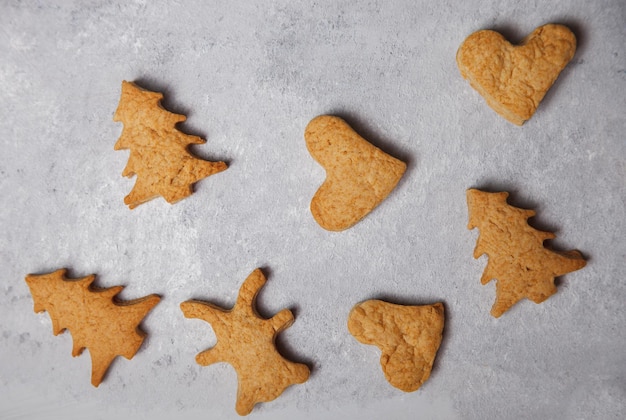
[270,309,294,332]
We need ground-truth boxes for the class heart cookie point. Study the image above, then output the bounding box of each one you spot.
[457,24,576,125]
[305,115,406,231]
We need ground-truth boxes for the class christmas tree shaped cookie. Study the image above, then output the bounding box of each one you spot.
[114,81,227,208]
[180,268,309,415]
[467,189,586,317]
[25,269,160,386]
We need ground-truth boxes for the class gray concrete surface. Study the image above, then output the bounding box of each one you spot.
[1,1,624,419]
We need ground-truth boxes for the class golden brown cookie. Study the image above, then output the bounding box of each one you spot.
[305,115,406,231]
[467,189,586,317]
[25,268,160,386]
[347,300,444,392]
[457,24,576,125]
[114,81,227,209]
[180,268,309,415]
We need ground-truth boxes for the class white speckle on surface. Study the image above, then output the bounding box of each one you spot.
[1,1,625,419]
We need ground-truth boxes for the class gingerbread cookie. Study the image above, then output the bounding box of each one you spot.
[305,115,406,231]
[180,268,309,415]
[25,269,160,386]
[467,189,587,317]
[114,81,227,208]
[348,299,444,392]
[457,24,576,125]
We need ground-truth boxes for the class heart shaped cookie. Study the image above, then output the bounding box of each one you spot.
[305,115,406,231]
[456,24,576,125]
[348,300,445,392]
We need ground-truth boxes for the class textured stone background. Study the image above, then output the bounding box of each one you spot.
[1,1,624,419]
